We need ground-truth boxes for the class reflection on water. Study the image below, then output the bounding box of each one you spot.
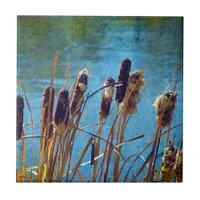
[17,16,183,181]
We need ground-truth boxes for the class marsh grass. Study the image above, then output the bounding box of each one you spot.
[16,52,183,182]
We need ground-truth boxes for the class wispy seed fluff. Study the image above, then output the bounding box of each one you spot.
[153,91,178,127]
[53,88,70,128]
[161,145,177,182]
[17,95,24,141]
[115,58,131,104]
[123,70,145,115]
[99,76,115,119]
[41,86,55,139]
[71,69,88,116]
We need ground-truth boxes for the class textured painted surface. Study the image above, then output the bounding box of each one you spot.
[17,16,183,181]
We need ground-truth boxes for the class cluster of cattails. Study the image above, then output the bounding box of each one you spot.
[123,70,145,114]
[99,77,115,119]
[71,69,88,116]
[17,95,24,141]
[39,69,89,139]
[115,58,131,104]
[153,91,178,127]
[161,145,177,182]
[40,86,55,139]
[54,69,88,130]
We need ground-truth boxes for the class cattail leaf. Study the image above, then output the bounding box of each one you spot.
[23,121,40,127]
[65,61,70,88]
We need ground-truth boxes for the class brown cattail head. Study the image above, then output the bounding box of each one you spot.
[53,88,70,127]
[122,70,145,115]
[17,95,24,141]
[99,76,115,119]
[71,69,88,116]
[41,86,55,133]
[153,91,178,127]
[161,145,177,182]
[115,58,131,104]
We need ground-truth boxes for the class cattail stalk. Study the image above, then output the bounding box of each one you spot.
[92,77,115,181]
[45,88,70,181]
[17,95,24,141]
[112,58,131,181]
[114,70,145,181]
[147,91,178,181]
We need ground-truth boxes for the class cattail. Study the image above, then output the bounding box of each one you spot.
[161,145,177,182]
[124,70,145,114]
[115,58,131,104]
[153,91,178,127]
[17,95,24,141]
[91,138,95,166]
[99,76,115,119]
[174,149,183,182]
[71,69,88,116]
[53,88,70,128]
[41,86,55,139]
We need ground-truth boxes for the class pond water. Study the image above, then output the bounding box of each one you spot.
[17,16,183,182]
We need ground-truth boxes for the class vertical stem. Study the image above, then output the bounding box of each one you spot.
[21,129,26,182]
[150,128,162,181]
[103,105,119,182]
[92,117,104,182]
[146,126,161,181]
[114,112,127,182]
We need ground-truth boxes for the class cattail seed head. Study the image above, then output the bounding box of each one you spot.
[129,70,146,90]
[99,76,115,119]
[71,69,88,116]
[153,91,178,127]
[53,88,70,127]
[161,145,177,182]
[115,58,131,104]
[40,86,55,140]
[122,70,145,115]
[17,95,24,141]
[41,86,55,127]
